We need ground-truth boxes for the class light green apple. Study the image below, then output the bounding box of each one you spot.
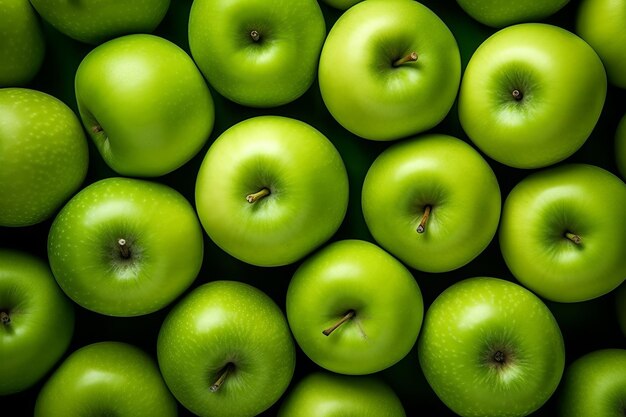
[500,164,626,303]
[188,0,325,107]
[320,0,363,10]
[0,88,88,227]
[456,0,570,27]
[75,34,214,177]
[157,280,296,417]
[459,23,606,168]
[418,277,565,417]
[318,0,461,141]
[616,113,626,179]
[48,177,204,316]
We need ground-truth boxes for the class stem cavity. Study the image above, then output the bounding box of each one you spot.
[250,30,260,42]
[323,310,355,336]
[512,89,523,101]
[210,363,233,393]
[118,238,131,259]
[0,311,10,325]
[393,52,418,67]
[246,188,270,204]
[565,232,582,245]
[417,205,432,234]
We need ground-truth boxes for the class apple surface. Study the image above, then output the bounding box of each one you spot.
[418,277,565,417]
[0,250,74,395]
[75,34,214,177]
[34,341,177,417]
[286,239,423,375]
[47,177,204,316]
[319,0,363,10]
[157,280,296,417]
[616,113,626,179]
[500,164,626,303]
[318,0,461,141]
[458,23,606,168]
[0,88,89,227]
[362,134,501,272]
[456,0,570,27]
[188,0,325,107]
[195,116,348,267]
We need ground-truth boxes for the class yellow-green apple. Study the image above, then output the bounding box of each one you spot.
[616,113,626,179]
[320,0,363,10]
[456,0,570,27]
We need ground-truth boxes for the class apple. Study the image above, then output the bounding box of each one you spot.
[47,177,204,317]
[456,0,570,28]
[319,0,363,10]
[278,372,406,416]
[286,239,423,375]
[0,88,89,227]
[576,0,626,89]
[458,23,606,168]
[75,34,214,177]
[318,0,461,141]
[0,0,45,86]
[157,280,296,417]
[29,0,170,45]
[418,277,565,417]
[559,349,626,417]
[34,341,177,417]
[362,134,501,273]
[188,0,326,107]
[195,116,348,267]
[500,164,626,303]
[616,113,626,179]
[0,249,74,395]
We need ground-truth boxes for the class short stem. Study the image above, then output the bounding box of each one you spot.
[0,311,10,325]
[565,232,582,245]
[118,238,130,259]
[393,52,418,67]
[417,205,432,234]
[322,310,355,336]
[250,30,260,42]
[246,188,270,203]
[210,363,233,393]
[512,89,523,101]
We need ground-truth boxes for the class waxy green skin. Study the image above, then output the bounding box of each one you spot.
[456,0,570,27]
[0,88,88,227]
[286,239,423,375]
[419,277,565,417]
[559,349,626,417]
[157,281,296,417]
[320,0,363,10]
[30,0,170,45]
[616,113,626,179]
[75,34,214,177]
[318,0,461,141]
[500,164,626,303]
[459,23,606,168]
[0,0,44,86]
[362,134,501,272]
[189,0,325,107]
[35,342,178,417]
[195,116,349,267]
[0,250,74,395]
[48,177,204,316]
[278,372,406,417]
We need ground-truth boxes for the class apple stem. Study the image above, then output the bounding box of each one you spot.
[393,52,418,67]
[512,89,523,101]
[118,238,131,259]
[417,205,431,234]
[246,188,270,203]
[565,232,582,245]
[92,124,103,134]
[210,363,233,393]
[250,30,260,42]
[322,310,355,336]
[0,311,10,325]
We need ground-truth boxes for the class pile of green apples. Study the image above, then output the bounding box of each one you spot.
[1,0,625,416]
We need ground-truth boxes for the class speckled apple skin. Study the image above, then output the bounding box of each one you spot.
[456,0,570,27]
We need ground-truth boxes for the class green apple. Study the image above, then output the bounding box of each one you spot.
[278,372,406,417]
[195,116,348,267]
[188,0,325,107]
[459,23,606,168]
[500,164,626,303]
[48,177,204,316]
[29,0,170,45]
[320,0,363,10]
[0,250,74,395]
[0,0,45,86]
[362,134,501,272]
[286,239,423,375]
[318,0,461,141]
[157,280,296,417]
[577,0,626,88]
[418,277,565,417]
[456,0,570,27]
[559,349,626,417]
[35,341,177,417]
[616,113,626,179]
[0,88,88,227]
[75,34,214,177]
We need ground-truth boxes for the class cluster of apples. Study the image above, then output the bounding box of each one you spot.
[1,0,625,416]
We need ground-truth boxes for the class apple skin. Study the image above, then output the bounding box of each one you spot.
[47,177,204,317]
[456,0,570,27]
[616,113,626,179]
[458,23,606,168]
[318,0,461,141]
[0,88,89,227]
[195,116,348,267]
[75,34,214,177]
[418,277,565,417]
[0,250,74,395]
[34,341,178,417]
[362,134,501,273]
[157,280,296,417]
[286,239,423,375]
[500,164,626,303]
[559,349,626,417]
[320,0,363,10]
[278,372,406,417]
[29,0,170,45]
[188,0,325,107]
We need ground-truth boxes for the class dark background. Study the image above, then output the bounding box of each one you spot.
[2,0,624,416]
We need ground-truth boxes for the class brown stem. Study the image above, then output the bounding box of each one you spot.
[565,232,582,245]
[323,310,355,336]
[246,188,270,203]
[417,206,432,234]
[393,52,418,67]
[512,89,523,101]
[250,30,260,42]
[118,238,130,259]
[0,311,10,325]
[210,364,233,392]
